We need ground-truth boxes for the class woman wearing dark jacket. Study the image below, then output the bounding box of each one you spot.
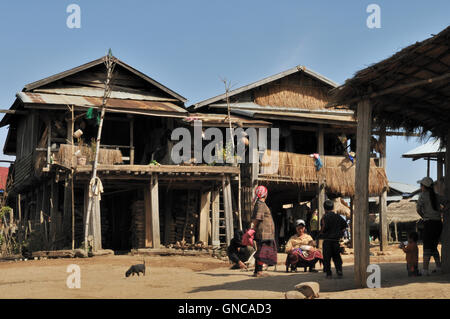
[416,177,442,275]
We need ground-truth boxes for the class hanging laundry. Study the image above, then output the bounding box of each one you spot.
[310,153,323,171]
[347,151,356,164]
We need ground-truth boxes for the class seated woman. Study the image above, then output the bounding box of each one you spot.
[227,229,255,270]
[285,219,323,272]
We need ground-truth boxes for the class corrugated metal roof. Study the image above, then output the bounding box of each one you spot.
[24,56,187,103]
[17,92,188,114]
[34,87,179,102]
[402,139,445,158]
[228,105,355,124]
[388,182,419,194]
[186,113,271,127]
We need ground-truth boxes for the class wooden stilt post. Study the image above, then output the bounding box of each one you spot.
[211,188,220,248]
[317,125,325,223]
[150,173,160,248]
[50,178,58,248]
[378,130,388,251]
[129,117,135,165]
[441,130,450,273]
[199,190,211,244]
[354,99,372,288]
[427,157,430,178]
[223,176,234,246]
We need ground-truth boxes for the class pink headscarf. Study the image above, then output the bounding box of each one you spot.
[253,185,268,204]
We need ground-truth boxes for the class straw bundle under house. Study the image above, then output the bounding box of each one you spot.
[254,74,342,110]
[375,199,421,224]
[260,150,388,196]
[56,144,123,167]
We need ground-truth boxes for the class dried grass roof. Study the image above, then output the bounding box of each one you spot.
[260,150,388,196]
[330,26,450,138]
[375,199,421,224]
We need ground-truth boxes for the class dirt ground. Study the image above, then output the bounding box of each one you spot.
[1,244,449,299]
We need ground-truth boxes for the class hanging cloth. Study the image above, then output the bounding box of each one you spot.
[89,177,104,201]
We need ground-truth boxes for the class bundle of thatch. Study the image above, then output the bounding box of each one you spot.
[55,144,123,167]
[254,74,331,110]
[260,150,388,196]
[333,197,351,218]
[375,199,421,224]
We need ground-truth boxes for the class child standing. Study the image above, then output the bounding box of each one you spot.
[400,232,421,277]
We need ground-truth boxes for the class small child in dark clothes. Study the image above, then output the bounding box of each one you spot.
[400,232,421,277]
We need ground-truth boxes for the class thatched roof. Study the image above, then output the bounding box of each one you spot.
[260,150,388,196]
[333,197,351,218]
[330,26,450,138]
[375,199,421,224]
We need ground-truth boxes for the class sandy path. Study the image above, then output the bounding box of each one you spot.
[0,249,449,299]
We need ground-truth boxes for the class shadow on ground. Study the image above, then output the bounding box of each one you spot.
[189,263,450,294]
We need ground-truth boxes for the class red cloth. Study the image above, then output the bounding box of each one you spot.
[287,248,323,265]
[0,167,9,191]
[254,185,268,199]
[242,229,255,246]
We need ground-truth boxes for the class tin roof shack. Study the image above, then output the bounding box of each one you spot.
[192,66,389,242]
[330,26,450,286]
[1,56,263,253]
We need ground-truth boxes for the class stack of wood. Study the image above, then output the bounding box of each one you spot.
[131,200,145,248]
[166,241,210,251]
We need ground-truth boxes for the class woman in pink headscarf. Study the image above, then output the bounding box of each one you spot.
[250,185,277,277]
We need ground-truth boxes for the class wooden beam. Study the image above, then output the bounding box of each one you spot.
[354,99,372,288]
[378,130,388,251]
[199,191,211,244]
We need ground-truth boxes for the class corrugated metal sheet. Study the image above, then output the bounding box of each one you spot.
[388,182,419,194]
[229,107,355,124]
[34,87,179,102]
[186,113,271,127]
[402,139,445,158]
[17,92,187,114]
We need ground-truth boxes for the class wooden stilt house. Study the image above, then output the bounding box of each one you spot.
[1,56,269,252]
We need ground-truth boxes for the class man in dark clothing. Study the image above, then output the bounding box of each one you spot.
[227,230,254,270]
[320,200,348,278]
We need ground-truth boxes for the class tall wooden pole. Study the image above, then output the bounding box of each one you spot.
[354,99,372,288]
[378,130,388,251]
[441,130,450,273]
[317,125,325,231]
[84,53,116,252]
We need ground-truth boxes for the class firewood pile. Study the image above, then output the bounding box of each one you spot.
[131,200,145,248]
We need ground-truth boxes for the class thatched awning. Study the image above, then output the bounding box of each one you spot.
[329,26,450,138]
[260,150,388,196]
[375,199,421,224]
[55,144,123,168]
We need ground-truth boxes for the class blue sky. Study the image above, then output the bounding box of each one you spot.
[0,0,448,185]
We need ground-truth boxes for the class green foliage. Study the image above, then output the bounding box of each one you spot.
[0,206,12,220]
